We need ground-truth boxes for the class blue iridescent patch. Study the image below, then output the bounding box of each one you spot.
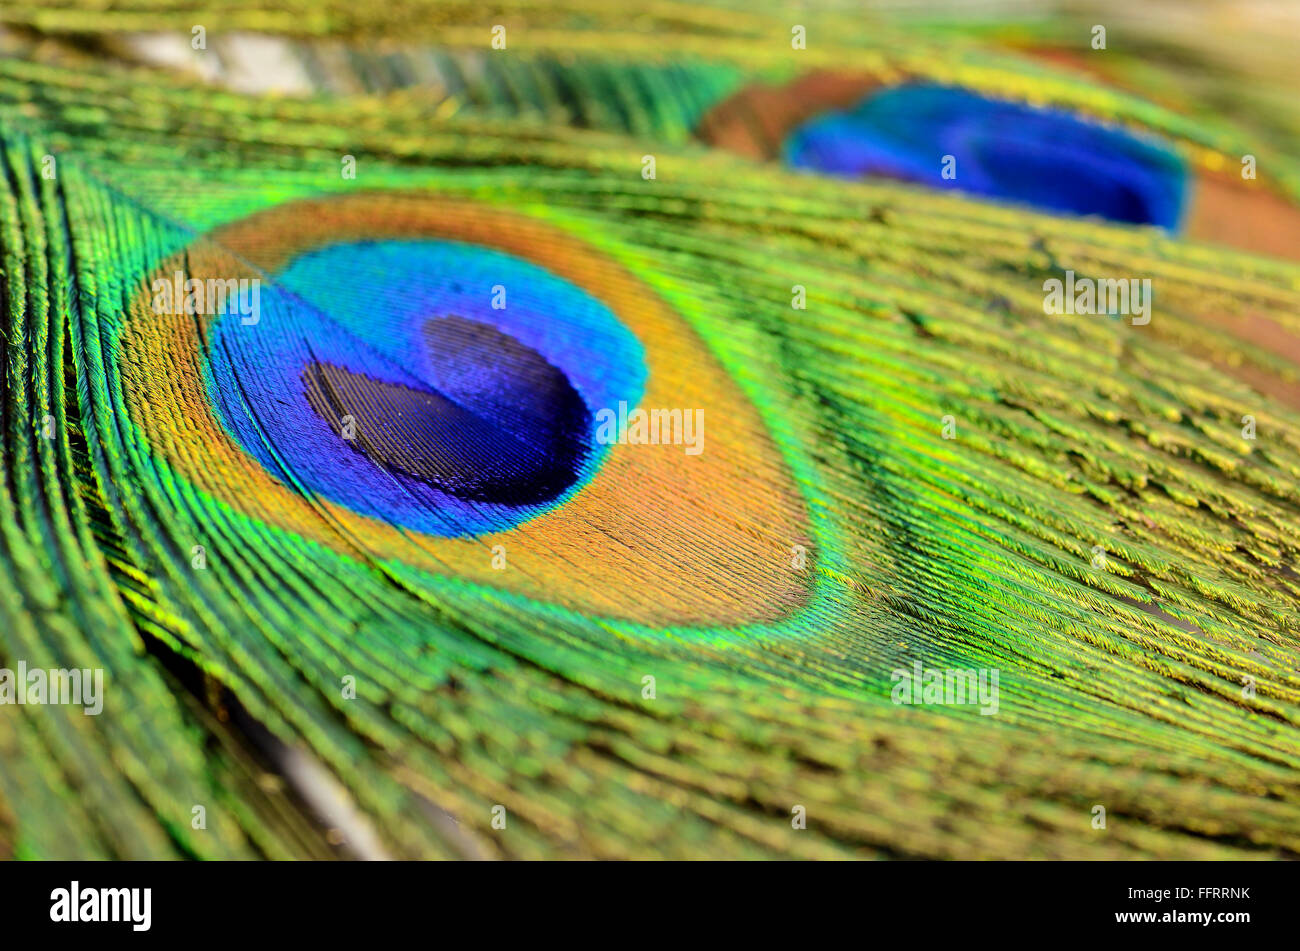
[204,240,646,536]
[784,84,1188,228]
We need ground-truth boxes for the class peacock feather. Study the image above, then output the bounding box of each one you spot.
[0,0,1298,859]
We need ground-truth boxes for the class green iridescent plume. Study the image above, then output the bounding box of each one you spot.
[0,1,1298,859]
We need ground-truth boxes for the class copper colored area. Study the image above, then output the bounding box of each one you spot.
[696,71,879,160]
[1178,308,1300,411]
[1185,173,1300,263]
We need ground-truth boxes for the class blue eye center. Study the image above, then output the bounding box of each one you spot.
[783,83,1188,229]
[205,239,646,537]
[302,315,593,506]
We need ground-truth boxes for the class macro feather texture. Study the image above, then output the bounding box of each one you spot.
[0,0,1298,860]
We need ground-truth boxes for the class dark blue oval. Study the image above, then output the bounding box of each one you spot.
[784,84,1188,229]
